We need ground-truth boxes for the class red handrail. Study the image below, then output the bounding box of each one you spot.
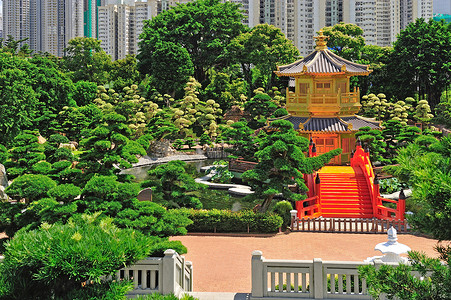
[350,145,405,220]
[295,195,320,219]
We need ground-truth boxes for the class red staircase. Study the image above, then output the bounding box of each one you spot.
[318,167,374,218]
[296,142,406,221]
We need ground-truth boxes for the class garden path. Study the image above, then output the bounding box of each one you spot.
[171,232,439,293]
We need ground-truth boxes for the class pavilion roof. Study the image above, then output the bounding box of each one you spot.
[269,115,380,133]
[275,31,372,77]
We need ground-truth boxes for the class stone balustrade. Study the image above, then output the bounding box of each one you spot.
[251,250,399,300]
[117,249,193,297]
[0,250,192,298]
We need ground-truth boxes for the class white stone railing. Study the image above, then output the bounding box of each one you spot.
[0,250,192,298]
[118,249,193,297]
[251,250,397,300]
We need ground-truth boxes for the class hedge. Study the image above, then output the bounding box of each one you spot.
[182,209,283,233]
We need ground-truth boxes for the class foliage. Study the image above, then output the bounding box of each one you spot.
[170,78,222,138]
[382,19,451,109]
[142,160,205,209]
[272,108,288,118]
[0,214,153,299]
[435,94,451,127]
[321,22,365,61]
[273,200,293,229]
[0,144,7,165]
[4,130,45,179]
[72,80,98,107]
[360,94,415,125]
[227,24,299,92]
[359,251,451,300]
[62,37,112,84]
[110,55,141,91]
[222,121,259,161]
[205,160,234,184]
[184,209,283,233]
[136,293,198,300]
[397,126,422,145]
[0,53,73,144]
[378,177,408,195]
[77,112,147,182]
[5,174,56,204]
[385,137,451,240]
[145,111,179,141]
[355,126,387,164]
[48,184,81,203]
[381,120,404,162]
[242,120,341,212]
[141,41,194,96]
[94,84,160,139]
[138,0,245,82]
[50,104,103,142]
[244,91,278,129]
[202,70,248,110]
[414,99,434,124]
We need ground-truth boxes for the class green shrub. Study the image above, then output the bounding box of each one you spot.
[378,177,408,194]
[0,213,154,299]
[31,161,52,175]
[272,108,288,118]
[273,200,293,229]
[184,209,282,233]
[48,184,81,203]
[5,174,57,204]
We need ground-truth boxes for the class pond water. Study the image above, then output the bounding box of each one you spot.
[121,159,220,182]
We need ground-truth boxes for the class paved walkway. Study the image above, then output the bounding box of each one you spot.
[170,232,439,293]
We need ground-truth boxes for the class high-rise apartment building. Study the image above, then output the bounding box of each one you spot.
[3,0,84,56]
[98,0,185,60]
[84,0,102,38]
[233,0,432,56]
[3,0,30,48]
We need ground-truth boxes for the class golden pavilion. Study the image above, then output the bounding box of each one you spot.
[274,30,380,164]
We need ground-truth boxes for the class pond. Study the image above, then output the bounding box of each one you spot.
[121,158,257,211]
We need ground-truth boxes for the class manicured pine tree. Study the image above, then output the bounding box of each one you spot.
[242,120,341,212]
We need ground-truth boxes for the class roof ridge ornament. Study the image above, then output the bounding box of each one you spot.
[314,29,329,51]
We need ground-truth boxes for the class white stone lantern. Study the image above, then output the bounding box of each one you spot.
[365,226,411,263]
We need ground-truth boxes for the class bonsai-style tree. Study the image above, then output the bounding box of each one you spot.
[355,126,387,164]
[77,112,147,183]
[242,120,341,212]
[4,130,46,179]
[142,160,205,209]
[222,121,260,161]
[244,90,278,129]
[381,120,404,162]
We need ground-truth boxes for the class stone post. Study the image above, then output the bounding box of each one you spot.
[290,210,298,229]
[313,258,324,299]
[186,261,193,292]
[251,250,265,298]
[162,249,177,295]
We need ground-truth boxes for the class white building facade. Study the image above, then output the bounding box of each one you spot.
[3,0,84,56]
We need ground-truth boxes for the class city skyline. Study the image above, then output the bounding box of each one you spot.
[1,0,437,58]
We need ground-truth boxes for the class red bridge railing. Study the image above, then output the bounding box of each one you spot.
[350,144,405,221]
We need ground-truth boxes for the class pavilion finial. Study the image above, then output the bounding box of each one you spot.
[314,29,329,51]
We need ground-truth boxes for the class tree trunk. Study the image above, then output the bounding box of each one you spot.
[260,194,275,213]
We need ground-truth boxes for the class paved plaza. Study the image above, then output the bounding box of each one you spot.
[171,232,439,293]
